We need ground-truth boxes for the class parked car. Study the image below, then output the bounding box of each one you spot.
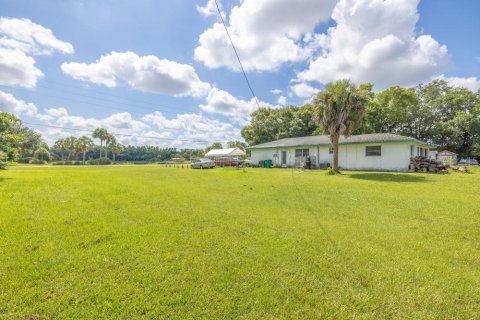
[214,157,244,167]
[191,158,215,169]
[458,158,479,165]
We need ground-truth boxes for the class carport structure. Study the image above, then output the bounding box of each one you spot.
[204,148,246,167]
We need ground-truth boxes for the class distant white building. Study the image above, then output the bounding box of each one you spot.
[249,133,434,172]
[205,148,245,158]
[436,150,458,164]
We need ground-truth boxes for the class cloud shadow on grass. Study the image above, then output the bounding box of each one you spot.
[347,172,428,183]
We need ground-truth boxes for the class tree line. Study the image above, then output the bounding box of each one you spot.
[0,113,247,165]
[241,80,480,159]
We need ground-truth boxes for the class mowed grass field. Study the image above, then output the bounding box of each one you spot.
[1,166,479,319]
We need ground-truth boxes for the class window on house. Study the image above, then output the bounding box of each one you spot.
[295,149,309,157]
[410,145,414,156]
[366,146,382,156]
[329,147,333,154]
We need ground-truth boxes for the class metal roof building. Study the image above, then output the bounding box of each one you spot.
[248,133,433,172]
[204,148,246,157]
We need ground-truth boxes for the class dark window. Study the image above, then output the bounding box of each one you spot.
[366,146,381,156]
[410,145,414,156]
[295,149,309,157]
[329,147,333,154]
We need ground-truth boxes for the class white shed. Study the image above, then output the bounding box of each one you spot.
[437,150,458,164]
[249,133,434,172]
[205,148,246,158]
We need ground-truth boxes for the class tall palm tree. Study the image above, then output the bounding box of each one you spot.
[314,80,369,173]
[104,133,114,159]
[76,136,93,164]
[108,137,123,163]
[53,138,67,160]
[64,136,78,161]
[92,128,109,158]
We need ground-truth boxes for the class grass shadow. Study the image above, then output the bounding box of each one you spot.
[348,172,428,183]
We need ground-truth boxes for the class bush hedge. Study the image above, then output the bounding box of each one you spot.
[87,157,112,165]
[52,161,84,166]
[28,159,47,165]
[19,157,34,164]
[0,161,6,170]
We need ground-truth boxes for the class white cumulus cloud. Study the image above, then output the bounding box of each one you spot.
[436,75,480,92]
[277,96,287,105]
[297,0,450,90]
[200,88,277,124]
[0,90,38,116]
[0,48,44,88]
[290,82,320,98]
[197,0,224,18]
[61,51,212,97]
[0,17,73,88]
[0,17,74,55]
[195,0,337,71]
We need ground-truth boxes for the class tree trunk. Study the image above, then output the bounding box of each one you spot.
[332,134,340,173]
[113,153,116,163]
[83,151,86,165]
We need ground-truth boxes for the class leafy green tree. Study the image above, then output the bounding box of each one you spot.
[241,105,319,145]
[362,86,419,136]
[314,80,369,173]
[34,147,51,162]
[0,112,22,161]
[11,123,45,159]
[205,142,223,153]
[92,128,110,158]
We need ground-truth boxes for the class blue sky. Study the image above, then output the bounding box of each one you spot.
[0,0,479,147]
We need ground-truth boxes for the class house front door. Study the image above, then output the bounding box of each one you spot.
[281,151,287,166]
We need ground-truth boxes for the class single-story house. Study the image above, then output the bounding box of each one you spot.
[249,133,434,172]
[436,150,458,164]
[205,148,246,158]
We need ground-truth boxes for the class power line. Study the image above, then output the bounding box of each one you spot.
[214,0,260,109]
[23,122,223,144]
[37,82,197,115]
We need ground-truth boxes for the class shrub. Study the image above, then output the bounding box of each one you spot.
[326,167,335,175]
[87,157,112,165]
[0,161,6,170]
[19,157,34,164]
[53,161,79,165]
[28,159,46,165]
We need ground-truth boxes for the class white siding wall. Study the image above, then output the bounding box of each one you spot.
[251,142,421,171]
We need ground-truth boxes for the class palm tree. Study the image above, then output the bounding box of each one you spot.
[104,133,115,159]
[53,138,67,160]
[64,136,78,160]
[108,137,123,163]
[76,136,93,164]
[314,80,369,173]
[92,128,109,158]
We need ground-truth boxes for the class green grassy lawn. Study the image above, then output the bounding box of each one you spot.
[1,166,479,319]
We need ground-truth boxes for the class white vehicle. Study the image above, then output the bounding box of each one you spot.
[191,158,215,169]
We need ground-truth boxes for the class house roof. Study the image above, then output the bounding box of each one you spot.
[205,148,246,157]
[248,133,434,149]
[438,150,457,156]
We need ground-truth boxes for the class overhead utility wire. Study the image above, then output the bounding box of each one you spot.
[37,82,196,115]
[214,0,260,109]
[23,122,219,144]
